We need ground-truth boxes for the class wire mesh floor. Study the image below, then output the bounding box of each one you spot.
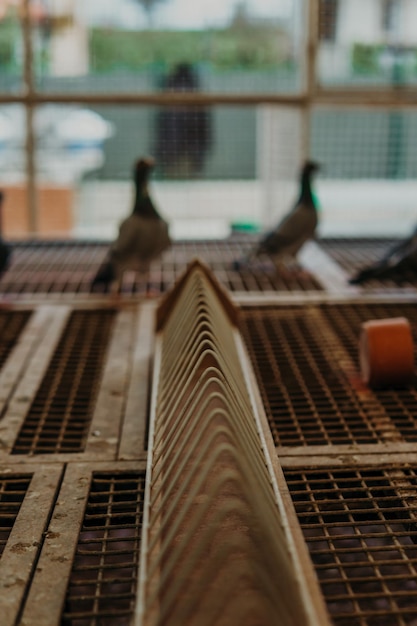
[240,302,417,450]
[11,309,116,455]
[62,471,145,626]
[284,465,417,626]
[320,238,417,290]
[1,236,417,626]
[0,238,324,297]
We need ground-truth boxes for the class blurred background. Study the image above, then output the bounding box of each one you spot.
[0,0,416,240]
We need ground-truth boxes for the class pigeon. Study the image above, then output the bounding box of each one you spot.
[234,160,320,271]
[0,191,11,277]
[349,225,417,284]
[91,157,171,293]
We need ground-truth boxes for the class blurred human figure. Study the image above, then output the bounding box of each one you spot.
[155,63,212,178]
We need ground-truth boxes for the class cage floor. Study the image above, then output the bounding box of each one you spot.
[62,471,145,626]
[284,464,417,626]
[320,238,417,290]
[0,238,323,296]
[11,309,116,455]
[240,302,417,450]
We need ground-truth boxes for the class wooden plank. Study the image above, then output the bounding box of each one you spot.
[85,308,136,458]
[119,303,156,460]
[0,463,63,626]
[20,461,145,626]
[0,308,48,406]
[279,444,417,468]
[0,306,71,456]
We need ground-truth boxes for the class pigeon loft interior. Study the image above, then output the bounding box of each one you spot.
[2,1,417,625]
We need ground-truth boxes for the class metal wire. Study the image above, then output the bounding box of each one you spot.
[11,310,115,455]
[240,303,417,448]
[0,239,322,297]
[62,472,146,626]
[319,238,417,289]
[285,465,417,626]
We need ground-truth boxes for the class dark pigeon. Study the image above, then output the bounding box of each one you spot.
[91,157,171,293]
[234,160,320,271]
[349,225,417,285]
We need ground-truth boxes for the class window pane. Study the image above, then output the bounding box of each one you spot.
[75,104,301,240]
[0,103,299,239]
[0,3,24,93]
[34,0,305,94]
[318,0,417,87]
[311,108,417,237]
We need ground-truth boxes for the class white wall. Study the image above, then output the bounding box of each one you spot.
[337,0,381,45]
[402,0,417,44]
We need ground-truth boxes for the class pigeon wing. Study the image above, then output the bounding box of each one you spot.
[111,214,171,270]
[257,203,317,256]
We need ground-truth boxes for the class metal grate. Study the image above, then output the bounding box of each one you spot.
[322,302,417,444]
[11,310,116,455]
[0,241,108,296]
[0,311,31,368]
[319,239,397,274]
[319,238,417,289]
[62,472,145,626]
[0,238,322,296]
[0,475,31,558]
[284,465,417,626]
[240,303,417,448]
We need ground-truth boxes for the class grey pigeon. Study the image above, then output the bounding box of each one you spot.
[349,225,417,285]
[91,157,171,292]
[234,160,320,271]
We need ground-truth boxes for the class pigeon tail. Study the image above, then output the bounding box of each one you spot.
[0,239,11,275]
[91,260,116,292]
[349,234,417,285]
[349,266,381,285]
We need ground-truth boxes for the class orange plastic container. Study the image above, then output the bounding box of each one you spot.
[359,317,415,389]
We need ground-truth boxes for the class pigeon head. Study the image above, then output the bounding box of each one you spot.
[302,161,320,177]
[134,157,155,187]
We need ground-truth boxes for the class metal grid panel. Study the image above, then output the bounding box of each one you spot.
[11,310,116,455]
[161,238,323,293]
[284,465,417,626]
[319,239,396,273]
[0,239,323,296]
[0,242,108,296]
[240,303,417,448]
[62,471,145,626]
[319,238,417,289]
[0,311,31,368]
[0,475,31,557]
[322,302,417,444]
